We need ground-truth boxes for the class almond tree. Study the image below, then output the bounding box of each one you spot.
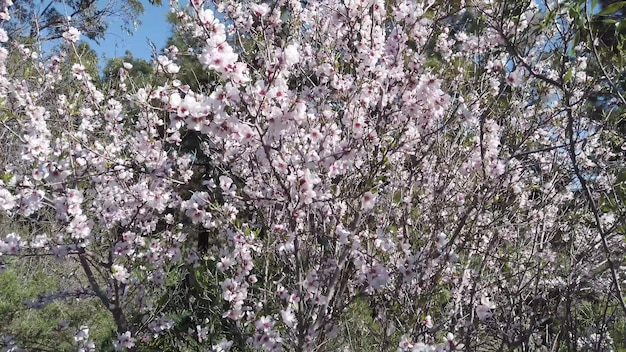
[1,0,625,351]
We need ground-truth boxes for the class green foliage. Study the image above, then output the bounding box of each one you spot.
[326,297,400,352]
[598,1,626,16]
[101,51,157,89]
[0,263,116,351]
[140,258,250,351]
[3,0,152,43]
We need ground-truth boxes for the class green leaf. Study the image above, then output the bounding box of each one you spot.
[0,173,12,183]
[0,108,18,123]
[569,6,581,21]
[393,191,402,204]
[564,68,573,83]
[543,10,556,28]
[598,1,626,16]
[617,21,626,35]
[571,32,580,55]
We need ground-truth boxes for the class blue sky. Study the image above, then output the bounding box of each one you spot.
[86,1,172,67]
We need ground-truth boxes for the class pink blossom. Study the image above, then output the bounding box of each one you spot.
[361,191,377,210]
[113,331,135,351]
[62,27,80,42]
[0,188,16,211]
[111,264,130,283]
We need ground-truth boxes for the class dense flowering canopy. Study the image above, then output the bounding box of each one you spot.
[1,0,625,351]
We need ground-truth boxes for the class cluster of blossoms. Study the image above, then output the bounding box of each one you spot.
[113,332,135,351]
[397,333,463,352]
[74,326,95,352]
[0,0,625,350]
